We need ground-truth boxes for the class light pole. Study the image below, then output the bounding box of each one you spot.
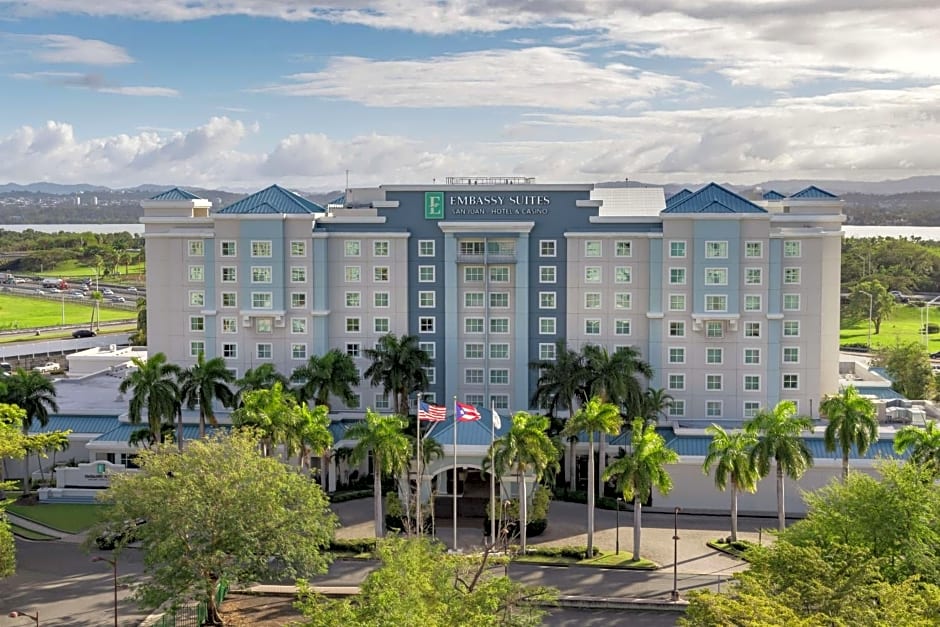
[615,497,622,555]
[7,610,40,626]
[92,556,118,627]
[859,291,873,350]
[670,506,681,602]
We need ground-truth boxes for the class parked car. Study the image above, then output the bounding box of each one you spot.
[32,362,61,375]
[931,351,940,360]
[72,329,96,338]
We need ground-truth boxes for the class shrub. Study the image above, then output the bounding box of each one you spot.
[330,538,377,555]
[923,323,940,335]
[329,489,372,503]
[526,545,600,559]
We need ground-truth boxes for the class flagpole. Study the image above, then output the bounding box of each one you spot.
[416,392,422,537]
[452,396,458,552]
[490,401,496,543]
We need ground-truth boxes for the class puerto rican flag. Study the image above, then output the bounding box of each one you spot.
[418,400,447,422]
[455,401,482,422]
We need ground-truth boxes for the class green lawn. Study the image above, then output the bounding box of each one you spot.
[0,293,135,330]
[841,304,940,354]
[10,523,60,541]
[39,259,145,284]
[5,503,106,534]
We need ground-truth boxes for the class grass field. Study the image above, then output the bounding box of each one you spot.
[5,503,105,534]
[38,259,145,284]
[10,523,60,541]
[0,293,135,330]
[840,304,940,354]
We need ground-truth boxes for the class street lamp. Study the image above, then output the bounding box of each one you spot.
[670,506,681,602]
[859,291,873,350]
[615,497,622,555]
[92,556,118,627]
[7,610,40,626]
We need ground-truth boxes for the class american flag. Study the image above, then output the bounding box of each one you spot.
[418,400,447,422]
[455,401,482,422]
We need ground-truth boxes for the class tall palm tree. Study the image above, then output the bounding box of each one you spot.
[290,349,360,409]
[562,397,622,557]
[118,352,181,447]
[364,334,432,416]
[178,352,236,438]
[603,418,679,561]
[820,386,878,481]
[345,410,411,538]
[529,340,587,419]
[703,425,760,542]
[894,421,940,477]
[640,388,674,425]
[130,296,147,345]
[282,403,333,471]
[487,411,560,552]
[746,400,814,532]
[89,289,103,332]
[235,364,289,407]
[3,368,59,495]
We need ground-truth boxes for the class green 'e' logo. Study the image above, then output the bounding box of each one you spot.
[424,192,444,220]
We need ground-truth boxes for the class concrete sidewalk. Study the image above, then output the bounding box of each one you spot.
[4,511,87,544]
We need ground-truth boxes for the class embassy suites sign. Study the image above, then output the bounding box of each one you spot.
[424,192,551,219]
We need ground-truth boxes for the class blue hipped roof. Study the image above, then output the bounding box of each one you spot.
[762,190,786,200]
[665,189,693,207]
[662,183,766,214]
[789,185,838,199]
[430,407,509,447]
[217,184,325,215]
[149,187,203,201]
[92,423,219,443]
[663,434,903,460]
[29,414,121,435]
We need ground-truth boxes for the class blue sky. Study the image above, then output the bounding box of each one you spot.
[0,1,939,190]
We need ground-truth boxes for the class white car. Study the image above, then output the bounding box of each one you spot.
[102,288,114,296]
[33,362,61,375]
[127,286,138,292]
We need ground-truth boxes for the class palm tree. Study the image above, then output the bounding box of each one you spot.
[529,340,587,419]
[364,334,432,416]
[282,403,333,471]
[345,410,411,538]
[89,290,103,332]
[3,368,59,495]
[746,400,814,532]
[235,364,289,407]
[820,386,878,481]
[118,352,181,447]
[894,421,940,477]
[703,425,760,542]
[178,352,236,438]
[561,397,622,557]
[487,411,560,552]
[290,349,360,409]
[129,296,147,345]
[603,418,679,561]
[640,388,674,425]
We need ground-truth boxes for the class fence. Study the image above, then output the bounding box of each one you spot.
[151,580,229,627]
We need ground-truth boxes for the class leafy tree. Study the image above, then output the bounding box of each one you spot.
[88,289,103,331]
[0,404,27,499]
[363,334,432,416]
[290,349,360,410]
[27,429,71,484]
[639,387,673,425]
[234,363,289,406]
[873,340,934,400]
[846,279,894,335]
[820,386,878,480]
[561,397,621,557]
[178,352,235,438]
[703,425,759,542]
[91,431,336,626]
[487,412,560,552]
[581,344,652,413]
[529,339,586,418]
[894,420,940,476]
[0,513,13,579]
[130,296,147,345]
[746,400,814,531]
[345,410,411,538]
[2,368,59,494]
[231,382,308,458]
[603,418,678,561]
[118,353,181,447]
[282,402,333,471]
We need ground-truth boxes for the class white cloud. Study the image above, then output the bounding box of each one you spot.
[5,33,133,65]
[10,70,178,96]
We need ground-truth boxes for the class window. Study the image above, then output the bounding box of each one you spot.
[744,401,761,418]
[346,317,360,333]
[418,240,435,257]
[251,266,272,283]
[189,340,205,357]
[585,319,601,335]
[374,292,389,308]
[584,267,601,283]
[346,343,361,358]
[346,394,361,409]
[705,268,727,285]
[291,292,307,308]
[465,318,484,333]
[418,291,435,308]
[419,317,435,333]
[490,318,509,334]
[540,240,556,257]
[540,266,556,283]
[615,293,632,309]
[419,342,435,359]
[190,316,204,332]
[460,241,484,255]
[490,292,509,308]
[744,322,761,338]
[783,347,800,363]
[188,265,204,282]
[669,347,685,364]
[291,318,307,334]
[220,241,236,257]
[669,241,686,258]
[706,321,723,338]
[783,321,800,337]
[488,395,509,411]
[615,267,632,283]
[745,268,762,285]
[465,394,484,406]
[221,266,236,282]
[290,241,306,257]
[705,295,727,312]
[669,321,685,337]
[374,393,390,410]
[490,369,509,385]
[540,317,556,334]
[222,343,237,358]
[345,292,361,308]
[744,375,761,391]
[464,266,483,282]
[783,374,799,390]
[374,267,389,282]
[706,348,723,364]
[251,241,272,257]
[584,241,602,257]
[189,291,204,307]
[465,369,484,384]
[616,241,632,257]
[424,367,436,385]
[669,294,685,311]
[669,268,686,285]
[585,293,601,309]
[345,266,361,282]
[251,292,272,309]
[188,240,204,257]
[374,318,390,333]
[256,344,273,360]
[222,317,237,333]
[745,241,762,258]
[784,240,801,257]
[706,374,722,391]
[291,267,307,283]
[669,400,685,417]
[291,344,307,360]
[668,374,685,390]
[345,240,361,257]
[783,294,801,311]
[419,266,435,282]
[221,292,236,308]
[615,320,631,335]
[489,267,509,283]
[705,241,728,259]
[744,295,762,312]
[540,292,556,309]
[706,401,722,417]
[465,343,484,359]
[744,348,761,365]
[784,267,801,284]
[539,343,556,360]
[373,241,389,257]
[465,292,484,308]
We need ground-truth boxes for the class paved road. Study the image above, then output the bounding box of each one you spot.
[545,609,677,626]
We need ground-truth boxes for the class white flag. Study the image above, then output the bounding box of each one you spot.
[492,409,502,430]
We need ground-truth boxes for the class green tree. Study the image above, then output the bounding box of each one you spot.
[639,388,674,425]
[894,420,940,476]
[234,364,289,406]
[0,404,27,499]
[820,386,878,480]
[363,334,432,416]
[231,382,301,457]
[346,410,411,538]
[488,412,560,552]
[703,425,760,542]
[603,418,678,561]
[88,289,103,331]
[0,513,13,579]
[178,352,235,439]
[847,279,894,335]
[746,401,814,531]
[529,339,586,418]
[874,341,934,400]
[130,296,147,345]
[91,430,336,626]
[581,344,652,412]
[2,368,59,494]
[118,353,181,447]
[561,397,621,557]
[290,349,360,410]
[283,402,333,471]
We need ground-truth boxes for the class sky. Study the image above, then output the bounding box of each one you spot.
[0,1,939,191]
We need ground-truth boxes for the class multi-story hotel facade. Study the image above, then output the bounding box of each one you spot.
[142,178,843,422]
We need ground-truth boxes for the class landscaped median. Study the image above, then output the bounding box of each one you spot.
[515,545,659,570]
[706,537,759,561]
[5,502,103,534]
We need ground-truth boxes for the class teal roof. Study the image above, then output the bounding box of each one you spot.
[789,185,838,199]
[30,414,121,435]
[423,407,508,447]
[762,190,785,200]
[330,419,364,443]
[92,423,218,443]
[665,189,693,207]
[216,185,325,215]
[664,434,903,460]
[855,386,905,400]
[662,183,766,214]
[149,187,203,201]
